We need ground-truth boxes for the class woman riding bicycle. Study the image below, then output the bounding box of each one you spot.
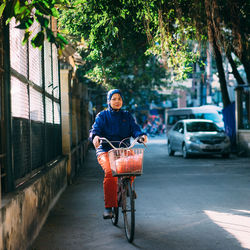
[89,89,148,219]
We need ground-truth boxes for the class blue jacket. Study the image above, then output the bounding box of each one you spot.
[89,108,145,155]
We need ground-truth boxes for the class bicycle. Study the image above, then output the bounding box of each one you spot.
[99,137,146,243]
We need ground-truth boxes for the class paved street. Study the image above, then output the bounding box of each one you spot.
[31,136,250,250]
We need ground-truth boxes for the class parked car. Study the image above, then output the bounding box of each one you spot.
[166,119,231,158]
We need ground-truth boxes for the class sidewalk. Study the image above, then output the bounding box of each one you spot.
[31,147,139,250]
[31,137,167,250]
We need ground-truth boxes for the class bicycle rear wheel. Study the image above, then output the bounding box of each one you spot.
[111,207,119,225]
[122,179,135,243]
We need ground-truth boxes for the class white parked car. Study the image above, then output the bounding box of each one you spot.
[167,119,231,158]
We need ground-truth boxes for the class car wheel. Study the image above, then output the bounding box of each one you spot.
[182,144,189,159]
[167,142,175,156]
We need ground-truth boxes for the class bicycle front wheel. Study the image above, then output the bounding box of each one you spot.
[122,179,135,243]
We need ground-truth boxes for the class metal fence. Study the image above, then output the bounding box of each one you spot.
[1,19,62,192]
[0,18,6,192]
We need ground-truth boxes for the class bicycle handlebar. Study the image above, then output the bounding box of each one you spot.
[99,136,146,150]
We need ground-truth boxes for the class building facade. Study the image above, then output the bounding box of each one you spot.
[0,18,90,249]
[235,86,250,156]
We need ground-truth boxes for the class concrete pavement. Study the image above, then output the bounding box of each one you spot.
[31,136,250,250]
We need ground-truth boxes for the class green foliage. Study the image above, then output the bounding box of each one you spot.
[0,0,70,50]
[60,0,204,80]
[2,0,247,107]
[59,0,190,107]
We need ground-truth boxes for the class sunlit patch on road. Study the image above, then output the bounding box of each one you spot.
[205,210,250,249]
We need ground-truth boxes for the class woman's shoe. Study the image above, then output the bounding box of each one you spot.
[103,208,112,219]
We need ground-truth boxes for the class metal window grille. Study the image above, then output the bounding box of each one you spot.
[45,97,53,123]
[12,117,31,180]
[6,18,62,190]
[29,21,42,87]
[44,40,52,94]
[11,76,29,119]
[11,76,31,181]
[0,18,6,192]
[30,87,44,122]
[45,123,55,162]
[9,19,28,78]
[54,124,62,157]
[31,120,44,170]
[54,101,61,124]
[52,44,59,99]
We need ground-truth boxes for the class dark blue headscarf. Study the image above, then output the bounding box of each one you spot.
[107,89,123,110]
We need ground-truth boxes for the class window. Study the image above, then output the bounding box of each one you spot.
[174,122,184,133]
[241,88,250,129]
[173,122,181,131]
[168,114,188,125]
[179,123,184,133]
[7,18,62,190]
[0,18,6,192]
[186,122,220,132]
[239,88,250,129]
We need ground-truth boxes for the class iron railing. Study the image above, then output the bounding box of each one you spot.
[1,19,62,193]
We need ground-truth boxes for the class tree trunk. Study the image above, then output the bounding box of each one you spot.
[226,51,246,85]
[206,42,213,96]
[212,39,231,108]
[240,53,250,84]
[205,0,231,108]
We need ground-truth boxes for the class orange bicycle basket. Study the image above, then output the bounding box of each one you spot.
[108,148,144,176]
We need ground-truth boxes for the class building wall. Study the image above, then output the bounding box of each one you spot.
[238,130,250,156]
[236,88,250,156]
[177,89,187,108]
[60,68,90,183]
[0,19,90,250]
[1,157,67,250]
[60,69,72,181]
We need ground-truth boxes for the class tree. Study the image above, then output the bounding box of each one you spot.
[0,0,69,50]
[204,0,231,107]
[218,0,249,84]
[140,0,249,107]
[59,0,249,108]
[203,0,249,108]
[3,0,247,108]
[59,0,170,109]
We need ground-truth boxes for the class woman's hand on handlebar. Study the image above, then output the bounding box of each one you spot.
[93,135,147,149]
[139,135,148,144]
[93,135,100,148]
[142,135,148,143]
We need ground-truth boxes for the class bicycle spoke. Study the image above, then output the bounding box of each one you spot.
[122,180,135,243]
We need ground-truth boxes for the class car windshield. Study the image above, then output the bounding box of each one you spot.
[186,122,221,132]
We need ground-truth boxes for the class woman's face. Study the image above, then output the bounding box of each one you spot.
[110,93,123,110]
